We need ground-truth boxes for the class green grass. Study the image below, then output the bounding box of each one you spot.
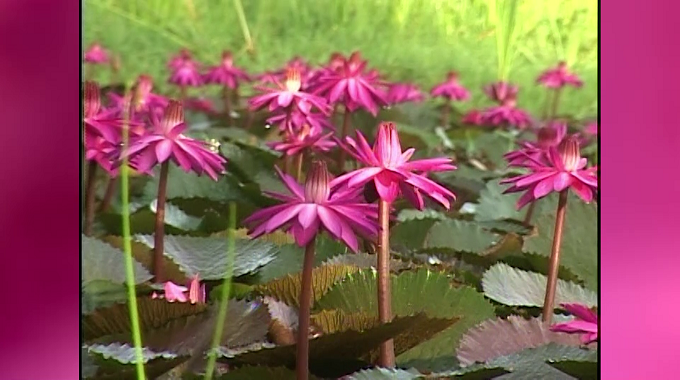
[83,0,598,117]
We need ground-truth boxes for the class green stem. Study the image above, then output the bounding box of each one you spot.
[550,88,563,120]
[203,202,238,380]
[120,89,146,380]
[232,0,254,53]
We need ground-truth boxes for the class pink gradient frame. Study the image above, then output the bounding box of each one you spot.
[0,1,676,379]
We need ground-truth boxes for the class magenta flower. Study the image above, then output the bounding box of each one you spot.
[333,122,457,210]
[203,51,251,89]
[152,274,206,304]
[167,49,193,70]
[480,81,533,129]
[84,81,141,144]
[266,106,334,134]
[169,56,203,87]
[504,121,567,166]
[244,161,378,251]
[312,52,388,116]
[584,122,598,136]
[269,125,336,157]
[430,71,470,101]
[107,75,169,122]
[84,132,120,176]
[550,303,598,344]
[501,135,598,209]
[462,109,484,126]
[123,100,227,180]
[387,83,425,105]
[84,42,109,64]
[249,68,330,115]
[537,62,584,89]
[183,97,217,115]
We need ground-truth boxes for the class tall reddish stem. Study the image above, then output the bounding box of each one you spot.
[98,176,117,212]
[153,161,170,283]
[84,161,98,236]
[523,200,537,224]
[295,152,304,182]
[338,109,352,171]
[542,190,569,323]
[377,199,395,367]
[222,86,233,126]
[296,237,316,380]
[550,88,563,120]
[441,101,450,128]
[180,86,187,102]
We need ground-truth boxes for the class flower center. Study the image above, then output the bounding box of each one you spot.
[558,136,581,171]
[284,68,302,92]
[161,101,184,133]
[304,160,331,203]
[84,81,101,118]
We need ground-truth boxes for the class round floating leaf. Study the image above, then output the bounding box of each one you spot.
[482,263,598,308]
[424,219,502,254]
[323,252,415,273]
[487,344,597,379]
[254,264,360,307]
[546,352,598,380]
[397,209,448,222]
[82,280,129,315]
[523,198,598,290]
[219,311,454,378]
[456,316,589,367]
[345,367,422,380]
[391,218,437,253]
[82,235,152,286]
[315,269,496,371]
[149,199,203,231]
[83,297,208,342]
[134,234,278,280]
[101,236,188,284]
[182,366,320,380]
[83,343,188,380]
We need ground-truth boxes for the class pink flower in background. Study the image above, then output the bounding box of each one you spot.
[203,51,252,89]
[312,52,388,116]
[501,135,598,209]
[123,100,227,180]
[84,81,139,143]
[266,107,334,134]
[108,75,169,121]
[84,42,109,64]
[169,55,203,87]
[333,122,457,210]
[307,52,346,85]
[550,303,598,344]
[480,81,533,129]
[244,161,379,251]
[84,133,120,176]
[537,62,584,89]
[430,71,470,101]
[168,49,193,70]
[183,97,217,115]
[462,109,484,125]
[387,83,425,105]
[269,124,336,157]
[504,121,567,166]
[152,274,206,304]
[584,122,598,136]
[249,68,330,115]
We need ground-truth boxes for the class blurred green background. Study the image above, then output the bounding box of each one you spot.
[83,0,598,118]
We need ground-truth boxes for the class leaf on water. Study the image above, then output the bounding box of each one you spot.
[134,234,278,280]
[254,264,360,307]
[219,311,455,378]
[83,297,208,342]
[82,235,152,286]
[487,344,597,379]
[182,365,320,380]
[322,252,416,273]
[391,218,438,253]
[149,199,203,231]
[456,316,592,367]
[345,367,423,380]
[231,228,294,245]
[424,219,502,254]
[482,263,598,308]
[83,343,188,380]
[314,269,496,372]
[546,352,598,380]
[522,197,598,291]
[396,208,448,222]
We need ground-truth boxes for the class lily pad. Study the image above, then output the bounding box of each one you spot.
[424,219,502,254]
[482,263,598,308]
[488,344,597,379]
[83,343,188,380]
[134,234,278,280]
[523,198,598,290]
[315,269,496,371]
[82,235,153,286]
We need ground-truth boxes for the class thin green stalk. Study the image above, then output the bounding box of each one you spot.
[203,202,238,380]
[232,0,254,53]
[120,85,146,380]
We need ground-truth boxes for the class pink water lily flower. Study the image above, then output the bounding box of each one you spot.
[501,135,598,209]
[107,75,169,122]
[480,81,533,129]
[249,68,330,115]
[269,124,336,157]
[462,109,484,125]
[169,56,203,87]
[504,121,567,166]
[333,122,457,210]
[387,83,425,105]
[550,303,598,344]
[203,51,252,89]
[537,62,584,89]
[244,161,379,252]
[312,52,388,116]
[152,274,206,304]
[167,49,193,70]
[183,97,217,115]
[84,42,109,64]
[84,81,140,144]
[123,100,227,180]
[84,132,120,176]
[430,71,470,101]
[266,106,334,134]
